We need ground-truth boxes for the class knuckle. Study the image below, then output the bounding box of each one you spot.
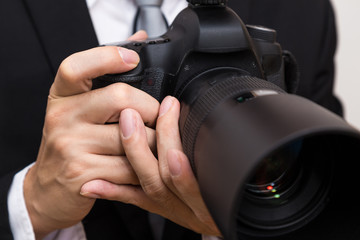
[44,108,66,131]
[159,166,173,186]
[162,175,172,188]
[141,176,168,201]
[50,135,74,156]
[107,83,131,104]
[123,187,142,205]
[57,56,81,84]
[62,158,88,180]
[43,104,75,136]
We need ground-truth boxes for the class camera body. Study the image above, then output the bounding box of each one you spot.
[93,4,292,102]
[93,3,296,179]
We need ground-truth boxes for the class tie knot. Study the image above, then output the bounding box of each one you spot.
[135,0,163,7]
[134,0,168,37]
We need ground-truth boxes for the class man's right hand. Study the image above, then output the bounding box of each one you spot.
[23,31,160,239]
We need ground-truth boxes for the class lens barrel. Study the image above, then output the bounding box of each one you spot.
[177,71,360,240]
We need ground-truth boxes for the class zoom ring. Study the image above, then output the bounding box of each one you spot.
[182,76,285,173]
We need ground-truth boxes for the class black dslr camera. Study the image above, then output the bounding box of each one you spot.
[94,1,360,239]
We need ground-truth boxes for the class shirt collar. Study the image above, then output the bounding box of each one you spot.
[86,0,98,9]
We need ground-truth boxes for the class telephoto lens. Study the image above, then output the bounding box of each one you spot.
[176,70,360,240]
[93,1,360,239]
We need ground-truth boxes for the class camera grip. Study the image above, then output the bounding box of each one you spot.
[92,67,167,101]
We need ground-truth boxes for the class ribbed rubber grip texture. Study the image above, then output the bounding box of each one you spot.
[182,76,285,171]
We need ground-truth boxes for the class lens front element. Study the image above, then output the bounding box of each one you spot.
[246,140,303,201]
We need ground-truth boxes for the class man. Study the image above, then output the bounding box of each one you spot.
[0,0,343,239]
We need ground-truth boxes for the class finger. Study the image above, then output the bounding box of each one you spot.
[81,83,160,126]
[156,97,220,235]
[118,108,204,229]
[50,46,140,98]
[80,181,154,206]
[79,178,217,235]
[79,181,194,227]
[79,181,172,214]
[82,123,156,156]
[127,30,148,41]
[167,150,206,214]
[85,155,139,185]
[88,108,219,235]
[120,108,188,206]
[167,150,220,236]
[119,109,162,190]
[60,154,139,187]
[156,96,202,206]
[48,83,160,127]
[156,96,183,190]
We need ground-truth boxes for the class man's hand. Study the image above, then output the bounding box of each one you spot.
[81,96,221,237]
[23,31,161,239]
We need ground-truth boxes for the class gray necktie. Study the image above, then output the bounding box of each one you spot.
[134,0,168,38]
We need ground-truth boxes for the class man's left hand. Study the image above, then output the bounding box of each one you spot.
[81,96,221,237]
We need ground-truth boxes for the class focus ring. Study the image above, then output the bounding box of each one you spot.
[181,75,285,172]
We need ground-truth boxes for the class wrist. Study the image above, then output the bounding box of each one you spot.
[23,165,53,239]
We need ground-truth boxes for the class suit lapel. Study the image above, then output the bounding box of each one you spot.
[21,0,98,73]
[114,202,155,240]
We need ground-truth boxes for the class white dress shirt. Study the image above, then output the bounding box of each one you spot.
[7,0,219,239]
[87,0,188,45]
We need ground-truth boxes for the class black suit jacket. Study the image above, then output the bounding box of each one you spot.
[0,0,350,239]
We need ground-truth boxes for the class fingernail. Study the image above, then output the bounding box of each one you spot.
[168,150,182,177]
[159,96,174,117]
[118,47,140,66]
[80,191,101,199]
[120,109,135,139]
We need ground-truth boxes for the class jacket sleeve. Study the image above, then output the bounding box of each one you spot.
[233,0,342,116]
[0,172,16,240]
[308,0,343,116]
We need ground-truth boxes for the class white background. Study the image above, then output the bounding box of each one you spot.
[331,0,360,130]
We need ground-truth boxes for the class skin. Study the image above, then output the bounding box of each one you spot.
[23,30,220,239]
[81,96,220,236]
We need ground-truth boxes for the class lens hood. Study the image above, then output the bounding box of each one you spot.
[189,77,360,239]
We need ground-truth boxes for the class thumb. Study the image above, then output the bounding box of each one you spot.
[80,179,119,199]
[50,46,139,98]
